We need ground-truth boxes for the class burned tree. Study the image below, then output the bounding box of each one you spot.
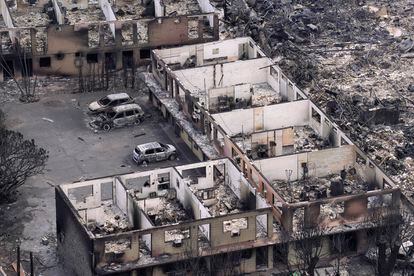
[331,232,352,276]
[0,42,38,103]
[367,209,413,276]
[0,109,4,129]
[209,249,244,275]
[167,235,244,275]
[292,225,326,276]
[0,126,48,201]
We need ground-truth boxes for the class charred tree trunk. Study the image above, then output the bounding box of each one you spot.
[307,256,319,276]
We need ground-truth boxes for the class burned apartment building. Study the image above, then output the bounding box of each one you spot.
[55,37,404,275]
[0,0,218,81]
[56,158,276,275]
[145,37,401,269]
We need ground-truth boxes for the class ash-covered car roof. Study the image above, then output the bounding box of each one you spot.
[106,93,131,101]
[136,142,162,151]
[112,103,143,113]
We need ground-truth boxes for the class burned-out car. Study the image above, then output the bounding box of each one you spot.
[90,104,144,131]
[133,142,177,164]
[88,93,134,114]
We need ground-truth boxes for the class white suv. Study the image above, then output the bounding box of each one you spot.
[133,142,177,164]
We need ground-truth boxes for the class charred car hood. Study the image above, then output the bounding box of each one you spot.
[88,101,102,111]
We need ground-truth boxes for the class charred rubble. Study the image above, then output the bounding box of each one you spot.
[222,0,414,200]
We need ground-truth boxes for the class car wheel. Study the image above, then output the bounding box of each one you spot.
[103,124,111,131]
[134,118,141,125]
[169,154,177,161]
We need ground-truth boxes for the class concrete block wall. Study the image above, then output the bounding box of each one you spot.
[94,233,140,267]
[151,226,197,256]
[307,145,356,178]
[210,213,255,247]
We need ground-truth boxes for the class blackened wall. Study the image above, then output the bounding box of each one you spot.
[56,188,95,276]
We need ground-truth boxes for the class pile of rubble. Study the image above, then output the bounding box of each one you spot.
[294,125,329,152]
[66,6,105,24]
[87,203,131,236]
[165,229,190,242]
[12,8,50,27]
[149,197,191,226]
[164,0,201,15]
[272,167,368,203]
[223,0,414,198]
[199,179,243,216]
[223,218,247,233]
[251,83,282,106]
[113,2,145,19]
[104,238,131,254]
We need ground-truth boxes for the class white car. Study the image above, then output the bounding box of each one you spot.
[88,93,134,114]
[133,142,177,164]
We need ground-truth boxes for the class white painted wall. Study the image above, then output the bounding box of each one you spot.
[212,100,310,136]
[253,146,356,182]
[234,83,252,99]
[175,66,214,94]
[174,58,270,95]
[115,178,128,215]
[212,109,255,135]
[139,208,154,229]
[120,168,172,199]
[155,37,255,64]
[203,39,247,60]
[266,69,279,94]
[263,100,310,129]
[253,154,300,182]
[219,58,270,87]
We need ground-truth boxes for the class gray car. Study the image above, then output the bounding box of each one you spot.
[132,142,177,164]
[90,104,144,131]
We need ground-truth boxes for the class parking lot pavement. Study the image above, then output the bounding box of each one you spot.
[0,90,199,275]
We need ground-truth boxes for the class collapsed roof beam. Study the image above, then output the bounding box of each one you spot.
[0,0,17,43]
[52,0,65,25]
[99,0,116,38]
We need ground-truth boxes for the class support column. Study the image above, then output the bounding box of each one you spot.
[344,196,368,219]
[169,77,174,97]
[281,206,294,234]
[163,70,168,89]
[391,189,401,209]
[304,204,320,228]
[267,213,273,237]
[267,246,273,269]
[356,230,368,254]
